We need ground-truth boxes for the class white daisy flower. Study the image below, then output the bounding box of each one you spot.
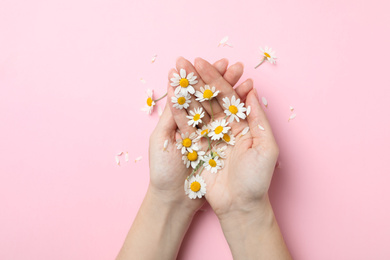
[171,93,191,109]
[209,119,230,140]
[212,145,227,159]
[260,46,277,64]
[195,85,220,102]
[186,107,205,127]
[255,46,277,68]
[222,131,235,145]
[194,124,210,142]
[184,175,206,199]
[203,154,224,174]
[222,95,247,123]
[140,89,155,115]
[170,68,198,96]
[176,132,198,154]
[182,148,206,169]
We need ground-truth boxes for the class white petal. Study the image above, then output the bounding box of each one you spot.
[175,86,181,95]
[290,106,294,112]
[173,73,180,79]
[258,124,265,131]
[262,97,268,107]
[117,151,123,156]
[288,113,296,121]
[241,126,250,136]
[246,106,251,116]
[158,107,163,116]
[135,156,143,162]
[219,36,229,46]
[163,140,168,151]
[140,78,146,84]
[187,72,194,78]
[115,156,120,166]
[180,68,186,78]
[125,152,129,162]
[151,54,157,63]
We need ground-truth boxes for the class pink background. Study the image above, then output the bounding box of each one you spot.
[1,0,390,259]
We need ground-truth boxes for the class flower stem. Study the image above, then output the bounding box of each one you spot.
[254,57,266,69]
[206,136,212,151]
[209,99,214,121]
[154,92,167,102]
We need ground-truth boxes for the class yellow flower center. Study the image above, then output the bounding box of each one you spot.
[193,114,200,121]
[187,151,198,161]
[203,89,213,99]
[229,105,238,114]
[201,129,209,136]
[209,159,217,167]
[190,181,201,192]
[180,78,189,88]
[146,97,153,107]
[264,52,271,58]
[223,134,231,142]
[177,97,186,105]
[214,126,223,134]
[182,138,192,147]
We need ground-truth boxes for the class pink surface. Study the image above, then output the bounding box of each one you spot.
[1,0,390,259]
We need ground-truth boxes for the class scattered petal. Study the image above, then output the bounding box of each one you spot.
[288,113,296,122]
[140,78,146,84]
[163,139,168,151]
[117,151,123,156]
[258,124,265,131]
[115,156,120,166]
[241,126,250,136]
[151,54,157,63]
[262,97,268,108]
[219,36,228,46]
[290,106,294,112]
[125,152,129,162]
[158,106,163,116]
[246,106,251,116]
[135,156,143,163]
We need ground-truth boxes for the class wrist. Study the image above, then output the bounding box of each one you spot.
[146,184,198,219]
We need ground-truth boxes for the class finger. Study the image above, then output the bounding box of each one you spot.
[167,84,196,134]
[168,68,211,124]
[154,96,177,136]
[195,57,248,133]
[235,78,253,102]
[175,57,224,116]
[224,62,244,88]
[245,88,277,152]
[213,58,229,76]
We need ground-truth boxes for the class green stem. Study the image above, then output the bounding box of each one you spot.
[206,136,212,151]
[254,57,266,69]
[154,92,167,102]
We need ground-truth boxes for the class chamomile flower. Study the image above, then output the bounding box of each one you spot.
[176,132,198,154]
[195,85,220,102]
[209,119,230,140]
[203,154,224,174]
[255,46,277,68]
[260,46,277,64]
[182,149,205,169]
[186,107,205,127]
[212,145,227,159]
[140,89,155,115]
[171,93,191,109]
[222,131,235,145]
[184,175,206,199]
[222,95,247,123]
[170,69,198,96]
[194,124,210,142]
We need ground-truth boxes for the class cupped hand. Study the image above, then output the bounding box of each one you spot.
[167,57,279,218]
[148,58,252,215]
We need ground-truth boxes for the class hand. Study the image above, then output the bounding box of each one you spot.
[191,58,279,219]
[149,57,253,215]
